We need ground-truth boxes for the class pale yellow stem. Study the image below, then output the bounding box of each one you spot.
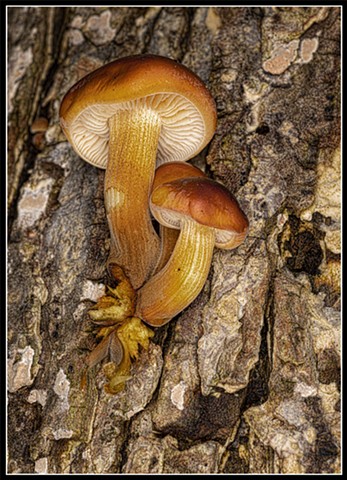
[105,108,161,290]
[152,225,180,275]
[135,218,215,326]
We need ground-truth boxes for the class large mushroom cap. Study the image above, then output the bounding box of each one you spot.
[60,54,217,169]
[150,177,249,249]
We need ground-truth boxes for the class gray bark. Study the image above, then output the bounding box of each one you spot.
[7,6,341,474]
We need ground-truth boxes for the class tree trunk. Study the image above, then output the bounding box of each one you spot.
[7,6,341,474]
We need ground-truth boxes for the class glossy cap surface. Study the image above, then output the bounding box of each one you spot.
[151,177,249,249]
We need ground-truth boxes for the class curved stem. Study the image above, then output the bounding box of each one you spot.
[105,108,161,290]
[152,225,180,275]
[135,218,215,326]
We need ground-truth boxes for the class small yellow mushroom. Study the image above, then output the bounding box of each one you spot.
[136,177,249,327]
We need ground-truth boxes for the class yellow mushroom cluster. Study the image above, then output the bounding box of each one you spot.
[60,54,248,393]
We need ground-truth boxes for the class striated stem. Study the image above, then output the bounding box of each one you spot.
[105,108,161,290]
[135,218,215,326]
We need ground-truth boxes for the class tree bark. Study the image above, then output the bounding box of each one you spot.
[7,6,341,474]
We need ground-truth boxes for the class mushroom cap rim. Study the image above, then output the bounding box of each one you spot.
[150,177,249,236]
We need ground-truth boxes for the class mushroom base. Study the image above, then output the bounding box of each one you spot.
[87,265,154,394]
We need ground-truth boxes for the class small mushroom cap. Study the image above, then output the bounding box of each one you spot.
[150,177,249,249]
[152,161,207,191]
[60,54,217,168]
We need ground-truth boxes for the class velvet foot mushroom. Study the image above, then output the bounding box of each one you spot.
[60,55,217,392]
[60,54,217,290]
[135,177,249,327]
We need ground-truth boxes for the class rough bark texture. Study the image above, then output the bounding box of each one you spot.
[7,6,341,474]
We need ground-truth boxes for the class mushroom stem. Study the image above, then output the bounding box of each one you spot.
[135,217,215,326]
[105,108,161,289]
[152,225,180,275]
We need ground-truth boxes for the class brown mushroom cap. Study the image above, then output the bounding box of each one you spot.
[150,177,249,249]
[59,54,217,169]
